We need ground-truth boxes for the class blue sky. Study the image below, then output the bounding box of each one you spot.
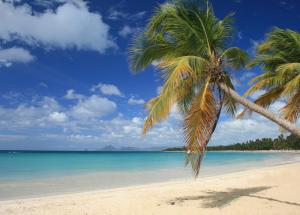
[0,0,299,150]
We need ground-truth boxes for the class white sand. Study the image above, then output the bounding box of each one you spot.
[1,162,300,215]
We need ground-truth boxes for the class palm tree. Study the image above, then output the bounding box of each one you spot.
[243,28,300,124]
[129,0,300,175]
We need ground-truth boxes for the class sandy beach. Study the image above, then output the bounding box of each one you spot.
[1,162,300,215]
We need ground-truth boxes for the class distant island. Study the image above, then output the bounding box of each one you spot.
[163,134,300,151]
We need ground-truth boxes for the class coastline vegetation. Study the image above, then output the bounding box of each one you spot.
[163,134,300,151]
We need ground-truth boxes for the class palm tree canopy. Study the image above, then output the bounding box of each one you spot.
[129,0,248,175]
[244,28,300,123]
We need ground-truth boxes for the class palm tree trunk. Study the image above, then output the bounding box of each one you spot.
[219,83,300,137]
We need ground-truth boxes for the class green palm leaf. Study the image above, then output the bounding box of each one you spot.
[129,0,249,176]
[246,28,300,122]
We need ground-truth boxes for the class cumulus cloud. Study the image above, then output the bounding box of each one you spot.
[0,0,115,53]
[128,97,145,105]
[0,96,61,129]
[212,117,277,145]
[64,89,85,100]
[0,47,35,67]
[118,25,136,38]
[91,83,122,96]
[0,85,293,150]
[70,95,117,119]
[49,111,68,122]
[108,9,127,20]
[0,91,182,149]
[0,93,117,131]
[211,101,288,146]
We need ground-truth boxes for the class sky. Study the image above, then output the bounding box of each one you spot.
[0,0,300,150]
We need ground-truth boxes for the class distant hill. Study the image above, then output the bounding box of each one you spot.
[162,134,300,151]
[99,145,165,151]
[119,147,139,151]
[100,145,117,151]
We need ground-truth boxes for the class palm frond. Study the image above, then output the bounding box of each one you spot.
[158,56,209,81]
[247,28,300,122]
[184,81,215,151]
[184,81,222,176]
[282,74,300,95]
[143,93,176,134]
[282,91,300,123]
[128,0,249,176]
[143,56,209,133]
[221,47,249,70]
[129,32,177,72]
[276,63,300,75]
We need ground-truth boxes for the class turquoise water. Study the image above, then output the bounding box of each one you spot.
[0,151,299,200]
[0,151,299,180]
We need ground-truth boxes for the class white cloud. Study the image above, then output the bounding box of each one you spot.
[64,89,85,100]
[0,47,35,67]
[70,95,117,119]
[249,39,263,56]
[97,114,182,147]
[156,86,163,94]
[108,9,127,20]
[0,85,294,150]
[0,134,26,142]
[0,92,182,149]
[49,111,68,122]
[32,0,71,8]
[0,96,61,129]
[107,5,146,21]
[248,89,266,100]
[118,25,132,38]
[240,71,255,81]
[0,93,118,135]
[132,117,143,125]
[211,117,278,145]
[131,11,146,20]
[269,101,285,112]
[238,31,242,40]
[211,101,289,146]
[91,83,122,96]
[118,25,135,38]
[151,60,160,67]
[170,105,183,121]
[128,97,145,105]
[32,0,55,7]
[39,82,48,88]
[0,0,116,53]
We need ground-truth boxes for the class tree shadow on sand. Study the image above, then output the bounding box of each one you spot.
[168,186,300,208]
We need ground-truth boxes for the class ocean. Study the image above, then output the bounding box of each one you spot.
[0,151,299,200]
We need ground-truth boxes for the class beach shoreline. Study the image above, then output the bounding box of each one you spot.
[1,151,300,201]
[163,150,300,153]
[1,162,300,214]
